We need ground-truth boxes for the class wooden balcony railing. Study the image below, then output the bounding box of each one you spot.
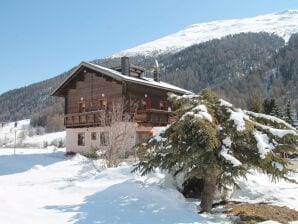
[64,110,106,127]
[133,109,173,125]
[64,108,174,128]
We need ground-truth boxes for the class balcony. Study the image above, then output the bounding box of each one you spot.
[64,108,174,128]
[133,109,173,125]
[64,110,106,128]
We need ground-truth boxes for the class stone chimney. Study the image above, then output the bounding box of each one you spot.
[121,57,130,76]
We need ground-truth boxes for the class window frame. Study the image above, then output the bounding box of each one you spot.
[140,98,151,110]
[98,97,108,110]
[78,101,86,113]
[160,100,168,110]
[91,132,97,141]
[100,131,109,146]
[78,132,85,146]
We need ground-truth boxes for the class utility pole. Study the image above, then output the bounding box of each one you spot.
[13,122,17,155]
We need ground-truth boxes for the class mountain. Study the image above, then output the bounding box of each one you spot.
[113,10,298,57]
[160,32,298,111]
[1,10,298,130]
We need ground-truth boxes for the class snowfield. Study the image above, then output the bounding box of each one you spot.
[0,120,66,148]
[0,148,297,224]
[112,10,298,57]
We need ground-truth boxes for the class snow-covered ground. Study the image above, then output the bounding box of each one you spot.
[0,148,297,224]
[112,10,298,57]
[0,148,228,224]
[0,120,65,148]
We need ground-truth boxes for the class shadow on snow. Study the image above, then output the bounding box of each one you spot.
[45,179,206,224]
[0,151,65,176]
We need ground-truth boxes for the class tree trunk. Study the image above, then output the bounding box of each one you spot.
[200,173,218,213]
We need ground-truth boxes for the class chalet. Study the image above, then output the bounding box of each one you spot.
[51,57,191,154]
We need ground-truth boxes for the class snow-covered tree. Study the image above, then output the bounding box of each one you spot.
[134,90,298,213]
[285,100,298,129]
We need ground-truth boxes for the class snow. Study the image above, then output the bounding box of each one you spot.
[220,137,242,167]
[272,162,283,171]
[23,131,65,148]
[85,62,193,95]
[0,120,66,148]
[0,147,296,223]
[254,123,297,138]
[150,128,167,143]
[232,169,298,210]
[169,94,200,100]
[219,99,233,108]
[0,148,230,224]
[245,111,296,130]
[253,131,275,159]
[228,109,248,132]
[222,137,232,148]
[220,146,242,167]
[111,10,298,57]
[192,105,213,122]
[181,104,213,123]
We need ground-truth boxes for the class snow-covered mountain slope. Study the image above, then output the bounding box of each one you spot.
[113,10,298,57]
[0,120,65,148]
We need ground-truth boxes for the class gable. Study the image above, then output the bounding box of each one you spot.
[51,62,192,97]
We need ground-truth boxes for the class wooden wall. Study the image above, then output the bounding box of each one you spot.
[65,69,123,114]
[62,65,175,120]
[126,82,171,111]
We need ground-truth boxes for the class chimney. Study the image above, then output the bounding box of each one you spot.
[121,57,130,76]
[153,59,160,82]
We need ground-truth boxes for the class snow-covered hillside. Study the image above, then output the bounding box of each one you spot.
[0,120,65,148]
[113,10,298,57]
[0,148,297,224]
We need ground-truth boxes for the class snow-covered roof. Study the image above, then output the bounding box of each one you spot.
[51,61,192,96]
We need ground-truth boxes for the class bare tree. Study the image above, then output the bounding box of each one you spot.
[99,98,137,167]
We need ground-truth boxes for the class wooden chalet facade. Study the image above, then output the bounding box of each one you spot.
[52,57,191,154]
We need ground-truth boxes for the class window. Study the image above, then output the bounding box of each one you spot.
[140,99,151,110]
[160,101,168,110]
[91,132,97,141]
[78,133,85,146]
[100,132,109,146]
[78,102,86,113]
[136,132,151,144]
[98,98,107,110]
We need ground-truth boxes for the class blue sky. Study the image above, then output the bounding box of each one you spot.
[0,0,298,94]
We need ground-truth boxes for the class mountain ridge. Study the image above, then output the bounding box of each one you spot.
[112,10,298,57]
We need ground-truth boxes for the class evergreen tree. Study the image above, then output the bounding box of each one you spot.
[285,100,294,125]
[263,98,272,114]
[249,95,263,113]
[269,99,282,118]
[134,90,297,213]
